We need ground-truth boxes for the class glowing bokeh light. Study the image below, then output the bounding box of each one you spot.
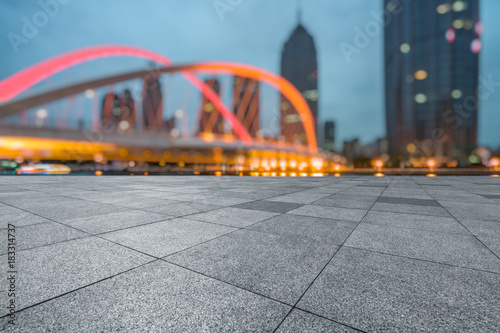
[471,38,482,54]
[36,108,48,119]
[170,128,180,138]
[400,43,410,53]
[475,21,484,35]
[175,109,185,118]
[414,70,428,80]
[118,120,130,131]
[415,94,427,104]
[270,158,278,169]
[279,158,287,170]
[84,89,95,98]
[451,89,462,99]
[445,28,456,43]
[93,154,104,163]
[452,1,468,12]
[463,19,474,30]
[436,4,451,14]
[452,19,464,29]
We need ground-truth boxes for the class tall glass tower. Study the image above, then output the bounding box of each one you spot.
[384,0,480,160]
[280,11,318,145]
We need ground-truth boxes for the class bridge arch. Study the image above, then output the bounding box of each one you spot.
[0,47,317,153]
[0,45,253,144]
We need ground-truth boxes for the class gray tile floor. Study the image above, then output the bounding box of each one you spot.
[0,175,499,332]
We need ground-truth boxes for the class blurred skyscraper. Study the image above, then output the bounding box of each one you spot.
[324,121,335,151]
[233,76,260,136]
[384,0,481,160]
[101,92,118,128]
[142,75,163,131]
[280,11,318,145]
[101,89,135,133]
[198,78,224,135]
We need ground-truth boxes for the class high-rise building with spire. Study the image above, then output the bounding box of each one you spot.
[280,7,318,145]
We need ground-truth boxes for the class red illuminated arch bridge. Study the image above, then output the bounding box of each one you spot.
[0,45,318,154]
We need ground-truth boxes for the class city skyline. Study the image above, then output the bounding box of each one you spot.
[1,0,499,150]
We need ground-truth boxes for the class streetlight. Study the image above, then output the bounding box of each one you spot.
[490,157,499,170]
[426,158,437,177]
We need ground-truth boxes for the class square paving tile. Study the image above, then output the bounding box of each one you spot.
[480,194,500,199]
[266,192,331,204]
[0,237,151,315]
[193,196,255,206]
[64,210,172,234]
[233,200,304,213]
[380,190,434,199]
[0,222,87,254]
[7,196,125,222]
[102,218,236,257]
[186,207,278,228]
[142,202,222,217]
[479,237,500,258]
[339,187,385,197]
[100,196,180,209]
[314,194,377,209]
[345,223,500,272]
[438,201,500,222]
[248,214,355,245]
[276,309,358,333]
[1,260,290,332]
[166,229,337,304]
[0,209,52,229]
[371,202,451,217]
[288,205,367,222]
[376,196,441,207]
[297,247,500,332]
[362,210,469,234]
[459,219,500,239]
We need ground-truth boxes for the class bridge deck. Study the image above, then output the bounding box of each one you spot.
[1,175,499,331]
